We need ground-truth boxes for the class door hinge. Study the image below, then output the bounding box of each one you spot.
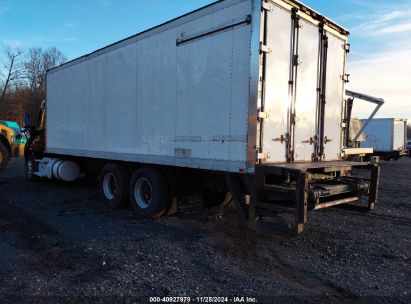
[258,110,270,120]
[294,18,302,29]
[293,55,301,66]
[341,73,350,83]
[260,42,272,54]
[257,152,270,160]
[343,43,350,53]
[324,136,333,144]
[262,1,274,12]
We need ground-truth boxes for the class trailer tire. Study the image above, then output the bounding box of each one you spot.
[129,167,169,218]
[100,163,130,209]
[0,143,9,171]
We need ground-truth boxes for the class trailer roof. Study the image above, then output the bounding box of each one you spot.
[48,0,349,74]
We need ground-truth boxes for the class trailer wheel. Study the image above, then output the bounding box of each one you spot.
[0,143,9,171]
[99,163,130,209]
[129,167,169,218]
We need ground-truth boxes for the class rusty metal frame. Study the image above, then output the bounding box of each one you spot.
[225,166,309,235]
[295,171,308,234]
[225,159,380,236]
[368,162,380,210]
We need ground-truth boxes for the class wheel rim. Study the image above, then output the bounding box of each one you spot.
[103,173,117,200]
[134,178,152,209]
[26,159,33,177]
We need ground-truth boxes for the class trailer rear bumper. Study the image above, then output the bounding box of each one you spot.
[225,160,380,235]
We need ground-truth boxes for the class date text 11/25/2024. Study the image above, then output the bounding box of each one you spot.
[149,296,258,303]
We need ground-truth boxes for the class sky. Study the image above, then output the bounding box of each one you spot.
[0,0,410,121]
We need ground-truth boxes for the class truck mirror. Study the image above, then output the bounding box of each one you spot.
[24,112,31,127]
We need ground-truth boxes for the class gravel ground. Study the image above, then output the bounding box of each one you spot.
[0,158,409,303]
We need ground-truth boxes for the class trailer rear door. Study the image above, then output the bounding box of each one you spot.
[292,17,319,161]
[261,0,348,162]
[260,4,292,162]
[322,31,346,160]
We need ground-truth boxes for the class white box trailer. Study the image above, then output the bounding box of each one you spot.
[360,118,408,160]
[25,0,380,235]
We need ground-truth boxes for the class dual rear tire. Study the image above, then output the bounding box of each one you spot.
[99,163,169,218]
[129,167,169,218]
[99,163,130,209]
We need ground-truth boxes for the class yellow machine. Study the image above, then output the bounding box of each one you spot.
[0,123,21,171]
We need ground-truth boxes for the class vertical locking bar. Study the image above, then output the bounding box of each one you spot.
[287,8,300,163]
[257,0,272,162]
[315,22,328,161]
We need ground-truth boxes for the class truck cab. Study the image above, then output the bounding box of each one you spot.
[23,102,47,179]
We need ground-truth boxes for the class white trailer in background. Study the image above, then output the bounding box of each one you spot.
[24,0,380,235]
[360,118,408,160]
[343,90,385,160]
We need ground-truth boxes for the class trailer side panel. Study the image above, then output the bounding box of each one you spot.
[46,0,253,173]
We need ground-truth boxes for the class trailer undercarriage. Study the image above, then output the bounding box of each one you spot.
[225,160,380,235]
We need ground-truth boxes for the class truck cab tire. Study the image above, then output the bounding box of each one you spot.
[25,154,40,182]
[99,163,130,209]
[0,143,9,171]
[129,167,169,218]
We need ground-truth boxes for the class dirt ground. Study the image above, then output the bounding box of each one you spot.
[0,158,409,303]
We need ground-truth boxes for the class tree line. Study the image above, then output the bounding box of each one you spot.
[0,46,66,125]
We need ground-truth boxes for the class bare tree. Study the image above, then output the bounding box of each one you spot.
[0,47,24,103]
[25,47,67,92]
[22,47,67,121]
[24,47,42,92]
[0,46,67,123]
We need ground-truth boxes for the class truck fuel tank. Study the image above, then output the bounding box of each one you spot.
[35,158,80,182]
